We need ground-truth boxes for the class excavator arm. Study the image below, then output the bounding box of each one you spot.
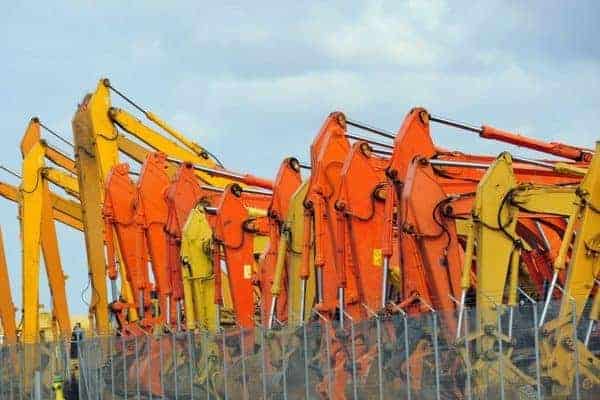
[19,121,73,343]
[0,227,17,344]
[540,142,600,395]
[0,180,82,230]
[212,184,270,329]
[259,158,302,327]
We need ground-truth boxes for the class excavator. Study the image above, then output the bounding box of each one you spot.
[0,117,90,397]
[377,109,593,398]
[537,142,600,396]
[18,118,80,344]
[73,78,275,335]
[0,227,17,345]
[2,75,597,399]
[267,108,593,399]
[454,146,599,398]
[260,157,303,328]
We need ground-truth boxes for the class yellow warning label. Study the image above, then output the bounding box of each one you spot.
[243,264,252,280]
[373,249,383,267]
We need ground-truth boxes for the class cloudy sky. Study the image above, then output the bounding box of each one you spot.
[0,1,598,316]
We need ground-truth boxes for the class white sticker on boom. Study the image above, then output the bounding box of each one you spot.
[243,264,252,280]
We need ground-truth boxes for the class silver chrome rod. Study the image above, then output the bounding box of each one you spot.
[200,184,272,196]
[241,187,273,196]
[166,294,171,325]
[111,280,118,303]
[584,320,594,347]
[267,297,277,329]
[535,220,552,251]
[429,115,481,133]
[138,290,145,319]
[201,184,224,193]
[456,290,467,340]
[371,149,393,156]
[300,279,307,325]
[512,156,555,169]
[429,159,491,169]
[508,306,514,339]
[381,257,389,309]
[176,301,182,331]
[539,270,559,327]
[204,206,217,214]
[346,119,396,139]
[339,287,345,329]
[345,134,393,149]
[317,268,324,303]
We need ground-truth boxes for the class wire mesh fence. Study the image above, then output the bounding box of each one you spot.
[0,298,597,399]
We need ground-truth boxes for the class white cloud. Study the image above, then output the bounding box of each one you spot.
[170,111,213,139]
[131,38,164,62]
[205,70,368,111]
[302,1,447,68]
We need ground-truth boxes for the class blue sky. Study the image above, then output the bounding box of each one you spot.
[1,1,598,316]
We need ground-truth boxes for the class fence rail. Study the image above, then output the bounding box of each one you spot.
[0,299,597,399]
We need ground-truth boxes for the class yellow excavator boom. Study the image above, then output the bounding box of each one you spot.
[0,227,17,345]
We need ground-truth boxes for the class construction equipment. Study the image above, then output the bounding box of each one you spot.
[18,118,78,343]
[1,78,598,399]
[0,227,17,345]
[260,158,303,328]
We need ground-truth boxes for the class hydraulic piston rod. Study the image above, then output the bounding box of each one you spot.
[200,184,272,197]
[429,157,559,171]
[167,156,273,189]
[429,114,594,162]
[346,118,396,139]
[345,134,394,149]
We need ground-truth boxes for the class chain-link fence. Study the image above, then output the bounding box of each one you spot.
[1,298,598,399]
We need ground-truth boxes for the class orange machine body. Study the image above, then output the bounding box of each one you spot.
[384,107,586,315]
[164,163,214,323]
[212,184,270,328]
[103,163,153,330]
[258,158,302,325]
[334,142,390,315]
[137,152,172,324]
[303,112,358,316]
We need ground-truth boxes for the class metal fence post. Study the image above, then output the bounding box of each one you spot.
[571,300,581,400]
[172,333,179,400]
[109,336,115,400]
[497,307,505,400]
[222,332,229,400]
[518,287,542,400]
[77,338,85,400]
[33,370,41,400]
[325,320,333,399]
[463,306,473,400]
[348,315,358,400]
[431,312,441,400]
[122,336,128,400]
[259,328,267,400]
[376,316,384,400]
[159,335,165,400]
[403,312,411,400]
[302,322,310,400]
[99,339,105,400]
[281,329,288,400]
[239,328,248,400]
[204,331,210,400]
[362,304,384,400]
[147,335,153,400]
[187,331,194,400]
[135,335,141,400]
